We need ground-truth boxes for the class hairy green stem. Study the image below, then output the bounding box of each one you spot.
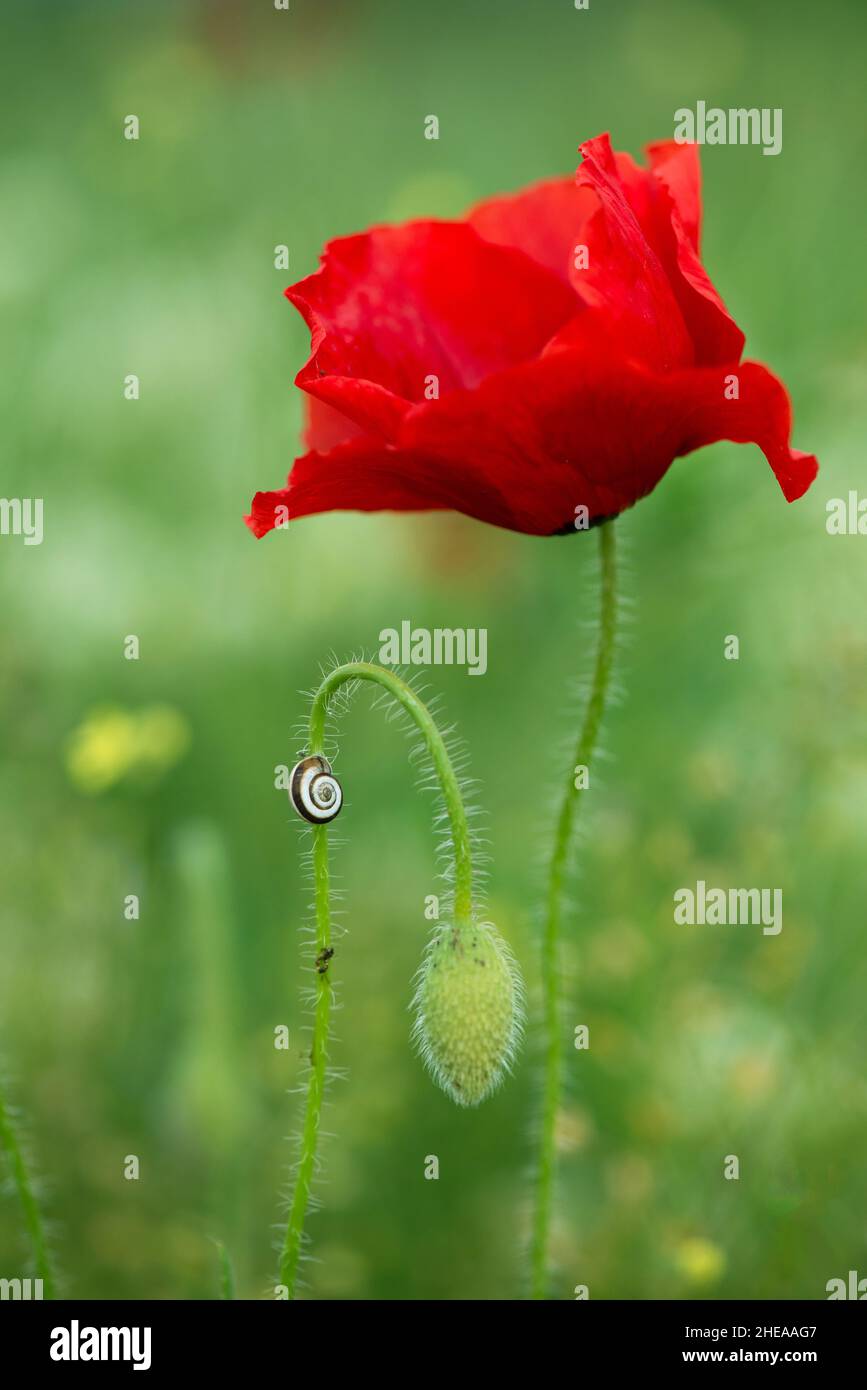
[530,520,618,1300]
[279,662,474,1297]
[0,1081,56,1297]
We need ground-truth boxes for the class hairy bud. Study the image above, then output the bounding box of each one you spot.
[412,920,522,1107]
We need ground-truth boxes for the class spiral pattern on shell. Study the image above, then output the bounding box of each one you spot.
[289,755,343,824]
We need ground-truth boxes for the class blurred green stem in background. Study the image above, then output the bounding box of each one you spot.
[0,1077,56,1297]
[279,662,475,1298]
[214,1239,236,1300]
[530,521,618,1299]
[169,823,249,1274]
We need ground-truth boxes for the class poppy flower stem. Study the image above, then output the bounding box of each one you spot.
[530,519,618,1299]
[309,663,474,924]
[0,1078,56,1298]
[279,662,475,1298]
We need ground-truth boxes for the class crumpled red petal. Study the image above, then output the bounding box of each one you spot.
[286,220,578,441]
[468,175,598,284]
[631,139,745,366]
[245,351,817,538]
[573,134,694,370]
[468,137,743,370]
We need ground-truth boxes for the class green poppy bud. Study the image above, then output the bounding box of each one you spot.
[413,920,522,1107]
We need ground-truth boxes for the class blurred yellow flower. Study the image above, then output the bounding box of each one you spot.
[675,1236,726,1286]
[134,706,191,773]
[65,704,190,794]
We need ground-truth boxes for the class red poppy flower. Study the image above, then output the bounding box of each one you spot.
[246,133,817,538]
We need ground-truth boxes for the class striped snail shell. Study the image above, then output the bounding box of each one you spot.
[289,755,343,824]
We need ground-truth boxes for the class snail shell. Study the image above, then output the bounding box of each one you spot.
[289,755,343,824]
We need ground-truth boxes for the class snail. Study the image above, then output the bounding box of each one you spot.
[289,754,343,824]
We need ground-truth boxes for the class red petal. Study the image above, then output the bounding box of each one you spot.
[303,394,366,452]
[646,140,701,251]
[610,139,745,366]
[286,220,578,439]
[467,175,598,284]
[247,437,465,539]
[575,134,695,370]
[246,350,817,538]
[470,139,743,368]
[669,359,818,502]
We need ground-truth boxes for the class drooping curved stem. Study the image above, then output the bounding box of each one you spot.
[309,663,473,924]
[530,520,618,1300]
[0,1081,56,1298]
[279,662,474,1297]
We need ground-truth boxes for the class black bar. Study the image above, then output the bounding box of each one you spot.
[2,1298,863,1374]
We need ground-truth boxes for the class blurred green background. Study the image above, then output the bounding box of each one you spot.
[1,0,866,1300]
